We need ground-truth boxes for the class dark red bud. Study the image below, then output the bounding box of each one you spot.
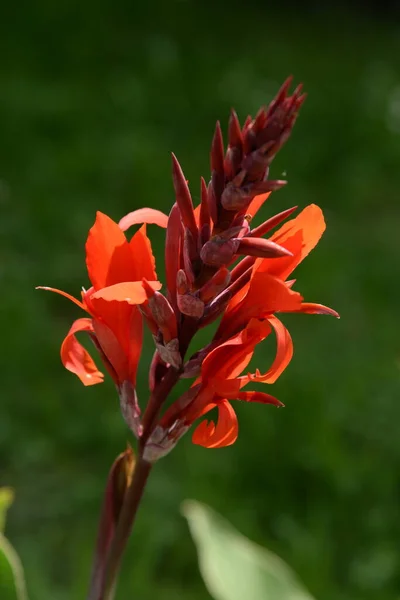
[247,206,297,238]
[200,237,240,267]
[171,153,198,241]
[237,237,293,259]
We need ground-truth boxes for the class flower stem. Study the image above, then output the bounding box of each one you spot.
[100,456,152,600]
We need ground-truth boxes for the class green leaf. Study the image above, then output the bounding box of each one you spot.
[182,500,316,600]
[0,489,14,533]
[0,533,29,600]
[0,489,29,600]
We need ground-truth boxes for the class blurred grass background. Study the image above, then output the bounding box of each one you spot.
[1,1,400,599]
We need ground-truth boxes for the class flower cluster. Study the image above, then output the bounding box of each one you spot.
[40,78,338,460]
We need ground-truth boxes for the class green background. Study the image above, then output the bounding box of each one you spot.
[1,2,400,599]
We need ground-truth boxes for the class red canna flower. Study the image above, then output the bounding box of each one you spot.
[41,77,338,457]
[38,210,166,435]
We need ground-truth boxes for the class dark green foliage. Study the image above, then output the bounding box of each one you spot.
[1,3,399,599]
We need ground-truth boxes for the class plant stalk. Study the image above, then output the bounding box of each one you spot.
[100,456,152,600]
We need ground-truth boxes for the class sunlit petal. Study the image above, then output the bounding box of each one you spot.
[119,208,168,231]
[246,192,271,218]
[36,286,86,311]
[61,318,104,386]
[295,302,340,318]
[192,400,238,448]
[247,315,293,384]
[254,204,326,280]
[85,212,133,290]
[91,281,161,304]
[129,225,158,281]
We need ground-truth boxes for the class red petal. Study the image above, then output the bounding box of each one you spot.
[203,319,271,383]
[91,281,161,304]
[119,208,168,231]
[219,272,302,339]
[192,400,238,448]
[234,391,284,407]
[93,319,129,383]
[85,212,134,290]
[246,192,271,218]
[296,302,340,318]
[254,204,325,280]
[129,225,158,281]
[61,318,104,386]
[247,316,293,384]
[36,286,86,311]
[90,299,143,385]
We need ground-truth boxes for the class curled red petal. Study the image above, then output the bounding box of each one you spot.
[118,208,168,231]
[61,318,104,386]
[247,315,293,384]
[192,400,238,448]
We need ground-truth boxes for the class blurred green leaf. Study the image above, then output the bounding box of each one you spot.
[0,534,29,600]
[182,500,316,600]
[0,489,29,600]
[0,489,14,533]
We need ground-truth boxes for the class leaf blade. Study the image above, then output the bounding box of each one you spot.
[182,500,316,600]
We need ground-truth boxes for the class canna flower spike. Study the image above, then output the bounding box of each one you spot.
[40,77,338,459]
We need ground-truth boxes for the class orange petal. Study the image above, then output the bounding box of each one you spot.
[36,286,86,311]
[61,318,104,386]
[91,281,161,304]
[129,225,158,281]
[247,192,271,218]
[255,204,325,280]
[85,212,134,290]
[88,297,143,385]
[127,306,144,385]
[234,390,284,407]
[247,315,293,384]
[219,272,302,338]
[202,318,271,383]
[119,208,168,231]
[296,302,340,318]
[92,319,129,383]
[192,400,238,448]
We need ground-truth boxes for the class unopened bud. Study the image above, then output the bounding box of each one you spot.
[200,237,240,267]
[237,237,293,259]
[177,292,205,318]
[143,279,177,342]
[176,269,188,295]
